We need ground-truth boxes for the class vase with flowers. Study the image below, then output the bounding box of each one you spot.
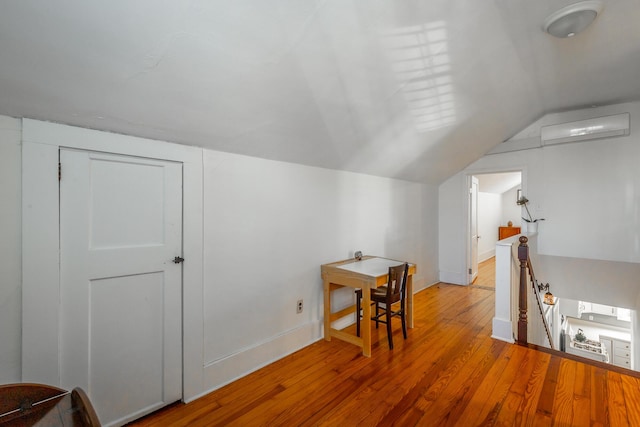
[517,196,544,232]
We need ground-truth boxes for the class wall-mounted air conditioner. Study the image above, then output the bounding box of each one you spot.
[540,113,630,146]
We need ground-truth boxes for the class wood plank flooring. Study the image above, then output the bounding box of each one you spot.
[473,256,495,289]
[129,283,640,427]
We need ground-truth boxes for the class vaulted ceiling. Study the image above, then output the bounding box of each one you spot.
[1,1,639,183]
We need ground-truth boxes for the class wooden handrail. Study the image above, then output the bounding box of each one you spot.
[517,236,529,345]
[529,261,554,349]
[517,236,554,349]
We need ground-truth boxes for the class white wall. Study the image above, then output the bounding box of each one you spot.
[1,115,440,395]
[439,101,640,290]
[439,176,467,284]
[501,186,521,227]
[0,116,21,383]
[478,192,501,261]
[200,149,438,389]
[20,119,205,398]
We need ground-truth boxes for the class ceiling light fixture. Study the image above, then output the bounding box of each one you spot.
[543,0,604,38]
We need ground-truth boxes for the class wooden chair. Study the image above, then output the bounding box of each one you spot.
[355,262,409,349]
[0,383,101,426]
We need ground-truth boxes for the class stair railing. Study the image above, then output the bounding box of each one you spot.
[517,236,554,349]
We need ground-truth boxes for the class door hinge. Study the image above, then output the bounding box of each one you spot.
[469,268,472,274]
[58,162,61,181]
[173,256,185,264]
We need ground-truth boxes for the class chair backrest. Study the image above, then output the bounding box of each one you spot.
[386,263,408,302]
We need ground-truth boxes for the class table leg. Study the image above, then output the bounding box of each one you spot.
[323,279,331,341]
[362,287,372,357]
[407,275,414,328]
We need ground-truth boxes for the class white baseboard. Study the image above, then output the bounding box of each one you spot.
[193,321,322,403]
[415,280,439,293]
[479,249,495,263]
[439,270,467,285]
[190,279,462,404]
[491,317,515,343]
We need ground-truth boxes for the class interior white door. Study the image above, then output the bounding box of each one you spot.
[59,149,183,426]
[469,176,479,283]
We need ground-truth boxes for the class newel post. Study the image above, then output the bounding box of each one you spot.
[517,236,529,345]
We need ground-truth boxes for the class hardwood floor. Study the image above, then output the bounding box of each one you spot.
[473,256,495,289]
[129,283,640,426]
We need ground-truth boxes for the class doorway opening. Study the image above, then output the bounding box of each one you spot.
[467,171,522,289]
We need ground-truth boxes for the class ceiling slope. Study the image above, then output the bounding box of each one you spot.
[1,1,639,183]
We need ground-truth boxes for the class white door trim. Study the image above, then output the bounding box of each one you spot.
[462,166,527,290]
[21,119,205,402]
[469,176,479,284]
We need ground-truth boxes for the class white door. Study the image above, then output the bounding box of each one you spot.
[59,149,183,426]
[469,176,479,283]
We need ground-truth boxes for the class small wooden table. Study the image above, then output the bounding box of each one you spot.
[321,256,416,357]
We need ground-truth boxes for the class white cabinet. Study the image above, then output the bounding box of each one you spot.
[601,335,632,369]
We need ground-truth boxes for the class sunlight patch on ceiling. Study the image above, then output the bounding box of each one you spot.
[381,21,456,133]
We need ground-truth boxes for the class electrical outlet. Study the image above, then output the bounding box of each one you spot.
[297,299,303,314]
